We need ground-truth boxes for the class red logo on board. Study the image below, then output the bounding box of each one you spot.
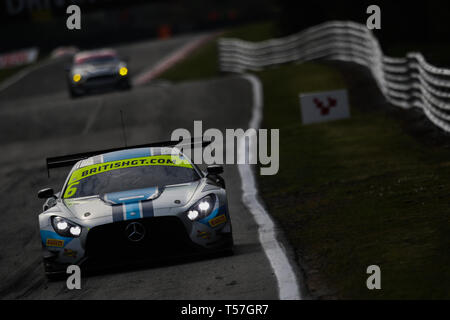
[313,97,337,115]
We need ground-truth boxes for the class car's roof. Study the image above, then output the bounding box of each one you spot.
[74,49,117,64]
[77,147,183,169]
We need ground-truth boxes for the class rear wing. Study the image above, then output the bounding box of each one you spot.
[46,137,211,177]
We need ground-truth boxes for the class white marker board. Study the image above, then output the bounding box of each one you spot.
[299,89,350,125]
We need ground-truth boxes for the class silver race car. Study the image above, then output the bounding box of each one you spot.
[38,141,233,277]
[66,48,131,98]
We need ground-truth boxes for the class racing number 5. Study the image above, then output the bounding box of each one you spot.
[64,182,80,198]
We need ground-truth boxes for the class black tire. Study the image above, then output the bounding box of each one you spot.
[45,272,65,281]
[222,234,234,256]
[43,258,67,281]
[120,79,132,90]
[223,247,234,256]
[69,86,82,98]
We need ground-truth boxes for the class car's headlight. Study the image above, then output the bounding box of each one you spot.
[73,73,81,82]
[186,195,215,221]
[51,216,82,237]
[119,67,128,76]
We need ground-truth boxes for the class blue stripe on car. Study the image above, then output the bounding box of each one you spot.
[124,202,141,220]
[142,200,154,218]
[198,205,227,226]
[105,187,159,221]
[112,204,123,222]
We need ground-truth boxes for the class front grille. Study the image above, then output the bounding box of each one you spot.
[85,74,117,83]
[85,216,195,262]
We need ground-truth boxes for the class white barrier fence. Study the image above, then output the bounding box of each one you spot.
[218,21,450,133]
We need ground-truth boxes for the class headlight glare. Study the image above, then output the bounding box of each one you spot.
[186,195,215,221]
[51,216,82,238]
[187,210,199,220]
[69,226,81,236]
[73,74,81,82]
[198,201,210,211]
[56,220,68,231]
[119,67,128,76]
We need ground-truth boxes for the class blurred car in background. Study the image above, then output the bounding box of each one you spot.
[66,48,131,98]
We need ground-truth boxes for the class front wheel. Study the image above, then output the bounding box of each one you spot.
[120,79,132,90]
[43,258,67,281]
[45,271,66,281]
[69,87,82,98]
[223,246,234,256]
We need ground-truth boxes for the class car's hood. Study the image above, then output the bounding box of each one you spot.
[63,181,200,220]
[72,62,120,75]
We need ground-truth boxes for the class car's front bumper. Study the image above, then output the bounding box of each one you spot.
[41,214,233,275]
[69,74,130,93]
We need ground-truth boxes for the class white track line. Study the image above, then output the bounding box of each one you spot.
[82,98,104,135]
[132,32,221,86]
[239,74,302,300]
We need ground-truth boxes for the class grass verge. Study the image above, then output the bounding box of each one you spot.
[257,63,450,299]
[158,22,450,299]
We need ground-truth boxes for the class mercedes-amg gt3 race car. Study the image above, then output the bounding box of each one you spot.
[66,48,131,98]
[38,141,233,277]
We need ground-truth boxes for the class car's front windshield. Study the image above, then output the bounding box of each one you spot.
[76,55,118,65]
[63,155,200,199]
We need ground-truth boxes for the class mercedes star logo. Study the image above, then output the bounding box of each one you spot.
[125,222,146,242]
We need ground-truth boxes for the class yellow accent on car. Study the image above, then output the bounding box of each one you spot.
[46,238,64,247]
[209,214,227,227]
[63,155,193,198]
[73,74,81,82]
[68,154,190,184]
[119,67,128,76]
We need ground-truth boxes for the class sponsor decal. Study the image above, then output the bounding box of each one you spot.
[40,230,74,247]
[209,214,227,228]
[63,249,78,258]
[70,155,192,184]
[197,230,211,239]
[64,155,192,198]
[46,238,65,247]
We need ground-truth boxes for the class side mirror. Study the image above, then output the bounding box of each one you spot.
[64,64,71,72]
[38,188,55,199]
[207,165,223,176]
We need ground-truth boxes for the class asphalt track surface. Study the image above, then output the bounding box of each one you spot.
[0,34,281,299]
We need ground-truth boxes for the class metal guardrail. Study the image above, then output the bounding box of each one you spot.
[218,21,450,133]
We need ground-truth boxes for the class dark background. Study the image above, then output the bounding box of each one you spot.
[2,0,450,61]
[0,0,277,53]
[278,0,450,41]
